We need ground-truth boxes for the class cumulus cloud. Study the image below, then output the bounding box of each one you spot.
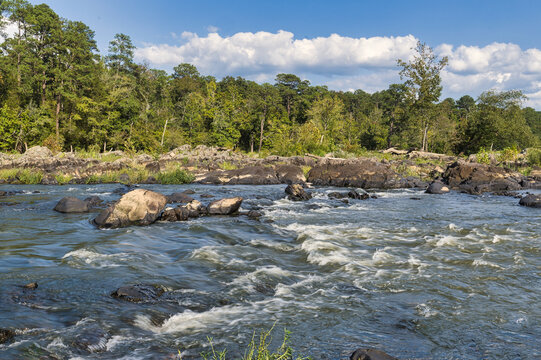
[135,30,541,108]
[134,31,417,77]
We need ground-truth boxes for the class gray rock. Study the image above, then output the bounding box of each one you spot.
[111,284,165,303]
[24,146,53,158]
[350,348,399,360]
[285,184,312,201]
[167,192,194,204]
[84,196,103,208]
[519,194,541,208]
[426,180,450,194]
[54,197,89,213]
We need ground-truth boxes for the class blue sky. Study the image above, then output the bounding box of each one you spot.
[26,0,541,108]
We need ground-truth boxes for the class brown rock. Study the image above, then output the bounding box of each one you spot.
[208,197,243,215]
[93,189,167,228]
[54,197,89,213]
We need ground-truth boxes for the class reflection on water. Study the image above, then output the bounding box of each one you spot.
[1,184,540,359]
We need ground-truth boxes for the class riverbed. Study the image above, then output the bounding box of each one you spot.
[1,184,540,359]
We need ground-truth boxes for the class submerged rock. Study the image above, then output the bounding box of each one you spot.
[350,348,399,360]
[93,189,167,228]
[54,197,89,213]
[111,284,165,303]
[285,184,312,201]
[208,197,243,215]
[348,189,370,200]
[246,210,263,219]
[84,196,103,208]
[519,194,541,208]
[0,329,15,344]
[23,282,38,290]
[425,180,450,194]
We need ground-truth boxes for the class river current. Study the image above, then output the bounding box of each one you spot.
[0,184,540,359]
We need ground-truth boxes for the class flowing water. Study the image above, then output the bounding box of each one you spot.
[0,184,540,359]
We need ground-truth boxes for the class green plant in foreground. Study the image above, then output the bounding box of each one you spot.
[197,327,309,360]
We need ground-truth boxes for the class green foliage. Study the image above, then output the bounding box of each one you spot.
[54,173,73,185]
[497,146,519,163]
[527,148,541,166]
[0,168,43,184]
[219,161,238,170]
[197,327,309,360]
[476,147,492,165]
[156,167,194,184]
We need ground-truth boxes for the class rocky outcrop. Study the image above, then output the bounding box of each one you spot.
[425,180,450,194]
[54,197,89,213]
[519,194,541,208]
[285,184,312,201]
[443,161,524,194]
[208,197,243,215]
[307,159,400,189]
[93,189,167,228]
[198,166,280,185]
[24,146,53,158]
[350,348,399,360]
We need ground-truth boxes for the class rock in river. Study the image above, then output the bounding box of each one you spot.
[208,197,243,215]
[519,194,541,208]
[0,329,15,344]
[285,184,312,201]
[93,189,167,228]
[350,348,399,360]
[425,180,450,194]
[54,197,89,213]
[111,284,165,303]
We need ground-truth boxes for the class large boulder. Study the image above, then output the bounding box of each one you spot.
[443,161,523,194]
[208,197,243,215]
[285,184,312,201]
[307,159,400,189]
[350,348,398,360]
[24,146,53,158]
[425,180,450,194]
[519,194,541,208]
[93,189,167,228]
[198,166,279,185]
[54,197,89,213]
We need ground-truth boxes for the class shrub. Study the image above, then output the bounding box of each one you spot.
[527,148,541,166]
[476,147,491,165]
[497,146,519,163]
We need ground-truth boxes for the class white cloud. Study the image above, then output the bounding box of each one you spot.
[135,30,541,108]
[134,31,417,77]
[207,25,219,33]
[0,19,18,42]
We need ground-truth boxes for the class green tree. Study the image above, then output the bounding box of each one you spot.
[397,41,448,151]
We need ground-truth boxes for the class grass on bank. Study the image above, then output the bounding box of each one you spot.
[0,168,43,184]
[183,327,310,360]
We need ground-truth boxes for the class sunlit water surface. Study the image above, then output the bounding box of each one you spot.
[0,184,540,359]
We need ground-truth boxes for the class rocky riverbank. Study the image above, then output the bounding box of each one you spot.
[1,145,540,195]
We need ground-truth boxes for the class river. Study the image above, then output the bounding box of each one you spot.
[1,184,540,359]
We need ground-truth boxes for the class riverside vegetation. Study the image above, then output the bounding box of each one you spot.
[0,1,540,159]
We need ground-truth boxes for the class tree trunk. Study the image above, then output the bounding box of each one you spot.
[161,118,170,146]
[422,123,428,152]
[258,112,266,153]
[55,94,61,142]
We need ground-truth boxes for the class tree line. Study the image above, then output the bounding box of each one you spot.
[1,1,540,155]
